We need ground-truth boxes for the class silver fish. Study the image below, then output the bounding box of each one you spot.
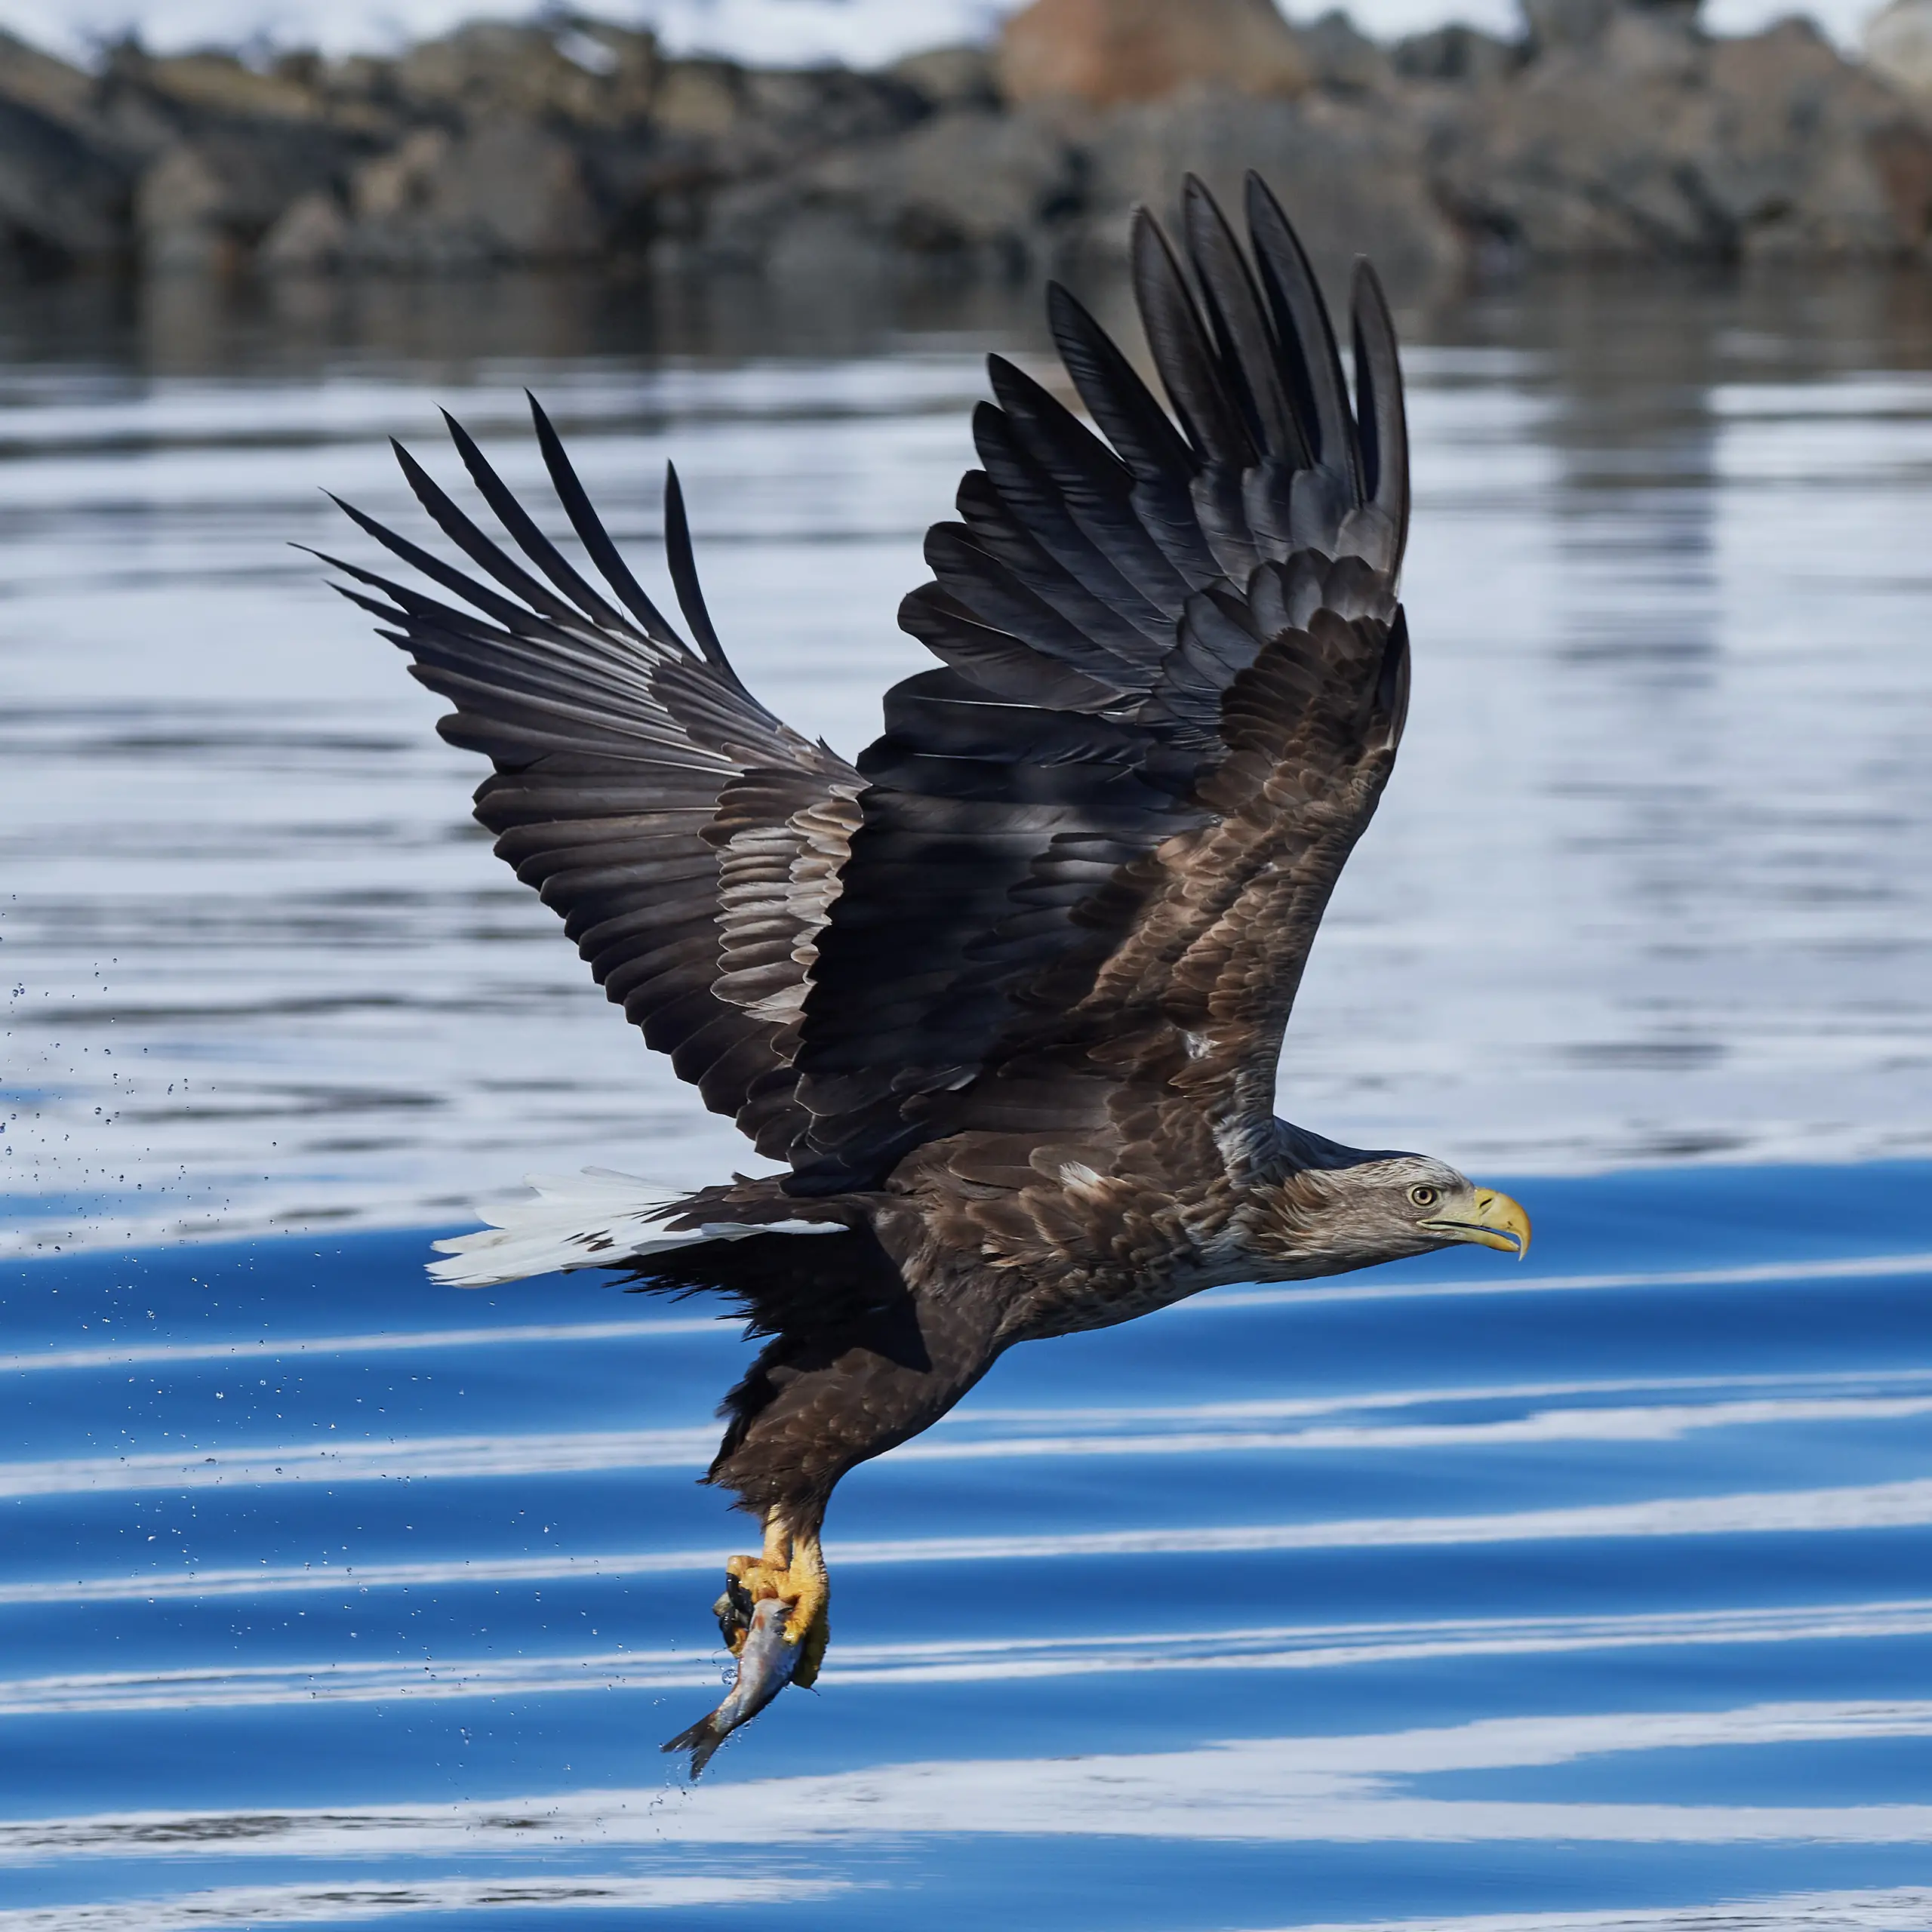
[661,1595,802,1777]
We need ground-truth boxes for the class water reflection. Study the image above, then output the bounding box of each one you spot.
[5,269,1932,1251]
[0,1164,1928,1921]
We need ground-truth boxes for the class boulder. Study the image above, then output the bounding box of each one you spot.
[1298,11,1395,93]
[134,143,226,269]
[351,127,448,224]
[702,106,1083,272]
[136,51,322,122]
[348,118,605,268]
[738,64,925,148]
[1435,8,1932,259]
[1392,23,1523,82]
[1078,89,1464,281]
[651,59,745,136]
[889,44,1003,109]
[468,116,605,258]
[1520,0,1698,54]
[998,0,1312,106]
[573,60,929,260]
[137,119,351,269]
[0,92,128,268]
[260,188,349,271]
[0,3,1928,281]
[0,29,99,131]
[1707,20,1932,255]
[395,20,659,126]
[1866,0,1932,102]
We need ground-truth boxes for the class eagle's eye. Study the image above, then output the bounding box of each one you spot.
[1407,1184,1440,1208]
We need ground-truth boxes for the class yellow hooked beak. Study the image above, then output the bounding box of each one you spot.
[1420,1187,1532,1260]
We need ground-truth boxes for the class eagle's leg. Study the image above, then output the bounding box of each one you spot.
[715,1509,829,1677]
[782,1526,829,1686]
[699,1272,999,1707]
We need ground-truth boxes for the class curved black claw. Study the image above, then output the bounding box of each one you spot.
[712,1569,757,1654]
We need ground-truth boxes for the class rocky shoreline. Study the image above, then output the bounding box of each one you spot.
[1,0,1930,285]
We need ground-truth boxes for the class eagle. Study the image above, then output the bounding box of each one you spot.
[320,174,1531,1772]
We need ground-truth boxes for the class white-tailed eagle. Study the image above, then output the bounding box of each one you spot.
[320,175,1531,1773]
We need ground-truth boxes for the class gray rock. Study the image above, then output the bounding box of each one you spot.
[0,4,1925,281]
[260,187,349,271]
[1298,11,1395,94]
[1435,9,1932,260]
[1865,0,1932,103]
[135,144,229,269]
[653,60,746,137]
[0,29,100,131]
[889,45,1003,110]
[703,106,1083,272]
[737,64,927,149]
[1077,88,1464,283]
[136,120,351,270]
[1708,20,1932,256]
[347,119,606,269]
[1392,24,1523,82]
[1520,0,1699,54]
[0,92,128,268]
[395,20,659,126]
[127,50,325,124]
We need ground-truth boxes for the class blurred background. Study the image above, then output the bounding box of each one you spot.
[2,2,1932,1928]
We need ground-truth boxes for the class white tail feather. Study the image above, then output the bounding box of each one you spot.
[428,1169,838,1288]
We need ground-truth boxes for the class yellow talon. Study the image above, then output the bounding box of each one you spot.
[782,1532,829,1684]
[716,1515,829,1672]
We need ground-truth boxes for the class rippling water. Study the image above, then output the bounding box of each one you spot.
[7,268,1932,1251]
[2,265,1931,1925]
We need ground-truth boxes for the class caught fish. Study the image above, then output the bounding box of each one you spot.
[662,1595,802,1777]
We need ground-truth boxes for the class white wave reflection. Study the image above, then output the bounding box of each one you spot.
[1196,1250,1932,1312]
[9,1476,1932,1607]
[7,1700,1932,1859]
[11,1247,1929,1376]
[0,1875,837,1931]
[953,1365,1932,1428]
[0,1598,1926,1715]
[901,1394,1932,1461]
[16,1369,1932,1498]
[0,1427,718,1498]
[0,1315,725,1377]
[1269,1889,1932,1932]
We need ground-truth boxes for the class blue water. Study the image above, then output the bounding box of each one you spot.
[0,1160,1928,1927]
[5,267,1932,1924]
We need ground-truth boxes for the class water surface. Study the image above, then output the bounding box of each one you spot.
[2,1162,1930,1926]
[2,264,1930,1925]
[6,267,1932,1251]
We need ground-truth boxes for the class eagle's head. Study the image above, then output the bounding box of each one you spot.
[1247,1150,1531,1278]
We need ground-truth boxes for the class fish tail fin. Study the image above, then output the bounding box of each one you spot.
[661,1715,725,1777]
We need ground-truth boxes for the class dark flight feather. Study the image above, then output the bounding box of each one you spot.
[441,408,641,635]
[663,463,758,703]
[332,175,1412,1220]
[525,392,689,651]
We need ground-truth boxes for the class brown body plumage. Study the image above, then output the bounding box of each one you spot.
[321,175,1530,1770]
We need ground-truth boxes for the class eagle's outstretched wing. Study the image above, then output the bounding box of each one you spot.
[317,401,863,1161]
[328,173,1408,1211]
[789,174,1410,1195]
